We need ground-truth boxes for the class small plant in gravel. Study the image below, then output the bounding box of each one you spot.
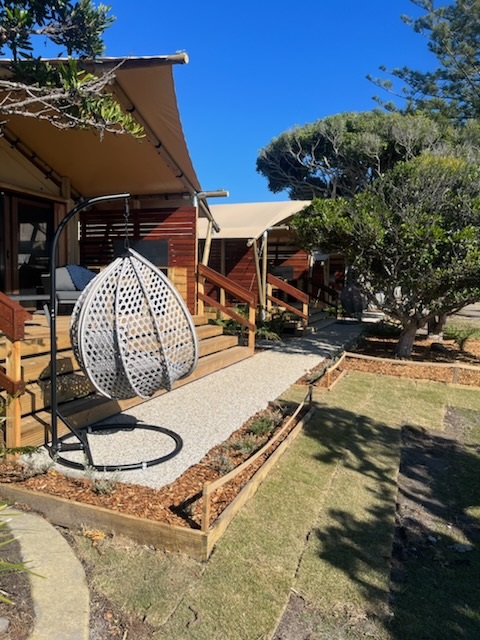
[20,451,56,478]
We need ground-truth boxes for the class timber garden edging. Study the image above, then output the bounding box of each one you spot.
[0,391,314,561]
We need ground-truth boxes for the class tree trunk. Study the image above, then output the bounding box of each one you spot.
[427,313,447,339]
[395,322,419,358]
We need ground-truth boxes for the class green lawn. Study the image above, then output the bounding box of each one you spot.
[73,372,480,639]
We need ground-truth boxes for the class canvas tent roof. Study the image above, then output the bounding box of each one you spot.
[198,201,311,241]
[0,55,216,223]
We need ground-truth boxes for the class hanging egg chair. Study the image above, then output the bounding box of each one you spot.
[70,247,198,400]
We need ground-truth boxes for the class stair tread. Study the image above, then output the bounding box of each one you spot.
[19,345,253,446]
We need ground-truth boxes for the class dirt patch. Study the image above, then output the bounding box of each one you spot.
[272,593,384,640]
[0,533,34,640]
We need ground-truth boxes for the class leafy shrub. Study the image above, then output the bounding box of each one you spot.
[364,320,402,338]
[229,435,258,455]
[248,416,274,437]
[209,452,234,475]
[443,325,479,350]
[84,466,120,495]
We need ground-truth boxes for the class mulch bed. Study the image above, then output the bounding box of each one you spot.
[298,335,480,388]
[0,400,301,531]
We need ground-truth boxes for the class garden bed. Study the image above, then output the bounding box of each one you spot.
[298,333,480,388]
[0,391,314,560]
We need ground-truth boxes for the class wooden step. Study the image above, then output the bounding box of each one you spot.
[199,334,238,358]
[0,315,213,358]
[19,345,253,447]
[16,331,236,385]
[15,334,240,416]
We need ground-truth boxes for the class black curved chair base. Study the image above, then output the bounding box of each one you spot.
[47,423,183,472]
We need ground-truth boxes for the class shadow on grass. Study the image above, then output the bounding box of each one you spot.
[301,403,480,639]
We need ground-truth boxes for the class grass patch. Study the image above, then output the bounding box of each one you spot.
[71,534,204,627]
[70,372,480,639]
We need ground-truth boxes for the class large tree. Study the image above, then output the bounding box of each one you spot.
[370,0,480,123]
[291,154,480,357]
[256,110,445,200]
[0,1,142,135]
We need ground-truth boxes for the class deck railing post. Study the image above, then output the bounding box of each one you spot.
[248,303,256,350]
[197,276,205,316]
[219,286,226,320]
[5,337,22,451]
[202,481,212,532]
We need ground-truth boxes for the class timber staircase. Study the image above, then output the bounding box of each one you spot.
[0,313,252,449]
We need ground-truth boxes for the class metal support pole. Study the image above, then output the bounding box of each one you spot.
[49,193,129,455]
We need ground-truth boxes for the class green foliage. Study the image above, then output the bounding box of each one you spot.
[443,324,479,350]
[292,154,480,356]
[364,320,402,339]
[0,503,35,604]
[256,311,287,341]
[257,110,447,200]
[208,451,234,475]
[371,0,480,123]
[248,416,274,437]
[208,305,250,344]
[0,1,144,136]
[229,435,258,455]
[0,1,113,60]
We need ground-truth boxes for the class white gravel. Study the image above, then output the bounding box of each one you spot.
[26,322,363,489]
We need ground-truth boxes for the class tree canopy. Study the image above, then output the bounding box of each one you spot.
[370,0,480,123]
[0,1,142,135]
[256,110,446,200]
[291,154,480,357]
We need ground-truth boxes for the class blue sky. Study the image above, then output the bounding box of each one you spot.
[102,0,436,203]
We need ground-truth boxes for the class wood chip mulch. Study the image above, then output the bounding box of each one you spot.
[0,402,302,530]
[297,335,480,388]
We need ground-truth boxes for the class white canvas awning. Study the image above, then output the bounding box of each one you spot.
[198,201,311,241]
[0,55,217,224]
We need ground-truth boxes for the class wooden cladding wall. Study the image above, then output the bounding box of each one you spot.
[79,205,197,312]
[203,240,259,304]
[201,235,310,304]
[267,235,310,283]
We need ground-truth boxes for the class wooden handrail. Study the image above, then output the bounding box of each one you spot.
[198,293,255,331]
[266,294,308,321]
[266,273,309,325]
[310,280,338,301]
[197,264,256,349]
[267,273,309,303]
[0,292,31,342]
[0,293,32,450]
[198,264,255,305]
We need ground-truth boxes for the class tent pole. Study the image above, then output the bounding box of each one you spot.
[201,219,213,265]
[252,238,264,313]
[262,231,268,310]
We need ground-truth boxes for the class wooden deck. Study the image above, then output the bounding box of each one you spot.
[0,313,253,449]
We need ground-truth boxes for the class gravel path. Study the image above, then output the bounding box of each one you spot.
[28,322,364,489]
